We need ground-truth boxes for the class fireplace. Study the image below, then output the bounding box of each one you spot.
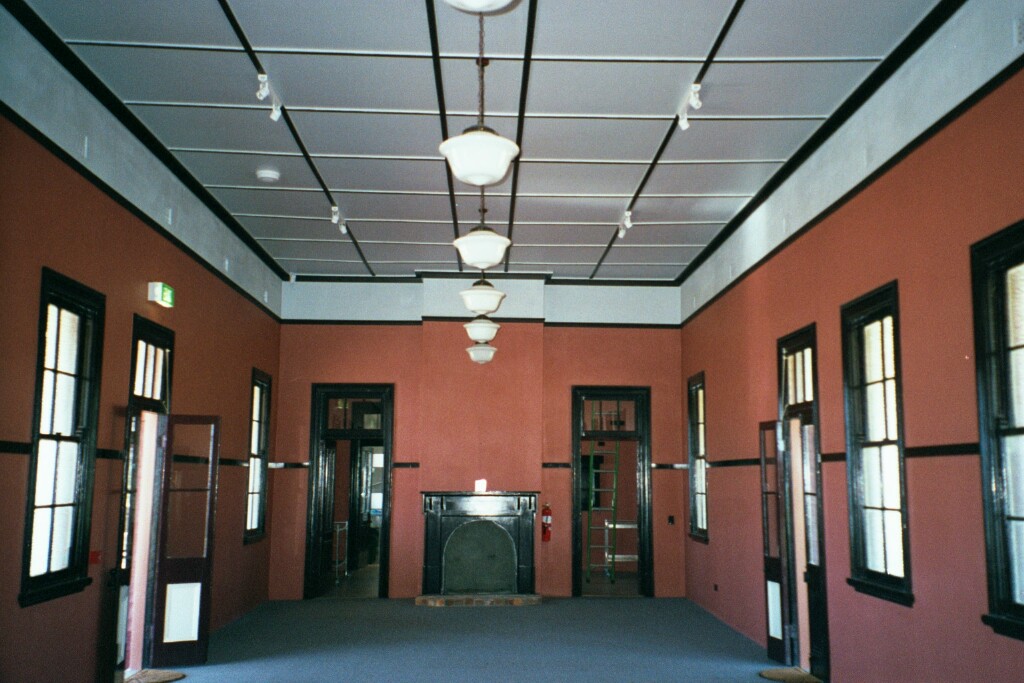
[422,491,537,595]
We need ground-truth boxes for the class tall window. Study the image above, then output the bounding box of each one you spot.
[688,373,708,541]
[972,221,1024,640]
[841,282,912,605]
[245,369,271,542]
[20,269,105,607]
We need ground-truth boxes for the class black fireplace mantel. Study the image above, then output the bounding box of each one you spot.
[422,491,538,595]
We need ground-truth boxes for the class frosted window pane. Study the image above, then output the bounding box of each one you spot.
[35,439,57,505]
[163,582,202,643]
[44,305,59,368]
[250,419,260,455]
[697,388,704,423]
[881,445,901,510]
[804,349,814,401]
[1009,520,1024,605]
[865,382,886,442]
[767,580,783,639]
[864,508,884,573]
[370,492,383,510]
[153,348,165,399]
[50,506,74,571]
[697,496,706,529]
[373,449,385,468]
[252,385,262,420]
[247,495,258,530]
[862,447,882,508]
[133,341,146,396]
[794,353,804,404]
[143,344,155,398]
[1010,349,1024,427]
[53,373,76,436]
[882,316,895,379]
[55,441,78,505]
[39,370,55,434]
[56,310,80,373]
[1004,435,1024,517]
[885,380,899,440]
[864,321,883,383]
[248,457,258,491]
[805,495,819,566]
[884,509,905,577]
[1006,264,1024,347]
[30,508,53,576]
[698,424,705,455]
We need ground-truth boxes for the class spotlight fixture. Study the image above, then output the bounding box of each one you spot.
[269,98,282,122]
[444,0,517,14]
[466,342,498,364]
[617,210,633,239]
[340,221,349,236]
[460,279,505,316]
[677,83,702,131]
[331,205,340,224]
[439,13,519,186]
[256,73,270,101]
[464,315,500,343]
[453,189,511,270]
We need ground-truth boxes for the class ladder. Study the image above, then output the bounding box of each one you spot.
[585,400,622,583]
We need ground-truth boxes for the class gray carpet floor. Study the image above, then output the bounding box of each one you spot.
[176,597,775,682]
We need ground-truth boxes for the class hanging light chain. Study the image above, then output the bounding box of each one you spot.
[478,12,485,128]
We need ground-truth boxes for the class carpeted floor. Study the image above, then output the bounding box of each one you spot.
[175,597,776,682]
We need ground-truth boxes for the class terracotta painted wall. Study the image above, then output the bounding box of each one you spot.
[0,118,280,683]
[679,69,1024,680]
[273,322,685,599]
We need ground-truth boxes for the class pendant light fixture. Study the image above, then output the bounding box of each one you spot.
[453,189,511,270]
[467,342,498,364]
[460,278,505,316]
[439,13,519,186]
[464,315,500,343]
[444,0,516,13]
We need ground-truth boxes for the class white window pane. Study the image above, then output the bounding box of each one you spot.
[880,444,901,510]
[153,348,165,399]
[133,341,146,396]
[767,580,783,639]
[697,388,704,422]
[794,352,804,404]
[252,385,262,420]
[862,446,882,508]
[865,382,886,442]
[44,305,59,368]
[53,373,76,436]
[882,315,895,379]
[804,349,814,401]
[55,441,79,505]
[35,439,58,505]
[30,508,53,576]
[250,419,260,456]
[696,460,706,494]
[163,582,202,643]
[49,506,74,572]
[787,355,796,405]
[252,460,263,493]
[56,310,80,373]
[864,321,883,383]
[698,423,705,455]
[1004,435,1024,517]
[864,508,885,573]
[143,344,155,398]
[805,494,819,566]
[697,495,707,530]
[1009,520,1024,605]
[1010,348,1024,427]
[884,509,905,577]
[1006,263,1024,347]
[246,495,257,530]
[39,370,55,434]
[885,379,899,440]
[248,457,259,491]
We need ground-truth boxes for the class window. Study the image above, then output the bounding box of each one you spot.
[688,373,708,541]
[20,269,105,607]
[972,220,1024,640]
[245,369,271,542]
[841,282,912,605]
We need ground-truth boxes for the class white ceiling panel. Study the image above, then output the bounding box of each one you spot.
[603,246,705,265]
[662,119,819,161]
[595,265,682,280]
[257,53,439,110]
[293,111,444,157]
[265,238,359,261]
[718,0,942,59]
[317,158,450,193]
[699,61,877,117]
[518,118,671,161]
[516,162,646,195]
[351,222,456,243]
[361,243,455,264]
[513,264,589,278]
[212,188,330,217]
[527,61,700,117]
[532,0,733,59]
[446,113,518,144]
[615,224,722,245]
[242,216,339,240]
[440,57,523,115]
[282,259,371,276]
[231,0,434,54]
[645,162,782,195]
[632,196,748,223]
[435,1,530,57]
[512,224,615,245]
[131,105,301,153]
[26,0,238,46]
[510,246,605,264]
[375,262,457,276]
[173,151,319,188]
[506,196,625,224]
[342,194,454,221]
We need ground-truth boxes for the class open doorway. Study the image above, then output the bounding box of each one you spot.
[571,387,653,597]
[306,385,393,599]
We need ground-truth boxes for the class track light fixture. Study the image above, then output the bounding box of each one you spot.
[331,205,340,224]
[617,210,633,239]
[340,221,349,236]
[677,83,702,131]
[256,73,270,101]
[269,97,282,122]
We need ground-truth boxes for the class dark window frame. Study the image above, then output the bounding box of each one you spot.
[688,372,709,543]
[19,268,105,607]
[244,368,272,544]
[972,218,1024,641]
[840,281,914,606]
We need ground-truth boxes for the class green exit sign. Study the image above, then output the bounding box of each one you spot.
[148,282,175,308]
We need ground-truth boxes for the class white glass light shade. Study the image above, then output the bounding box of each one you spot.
[443,0,517,15]
[453,225,511,270]
[467,342,497,364]
[464,316,500,343]
[460,280,505,315]
[439,127,519,187]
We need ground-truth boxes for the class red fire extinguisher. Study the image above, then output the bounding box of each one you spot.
[541,502,552,542]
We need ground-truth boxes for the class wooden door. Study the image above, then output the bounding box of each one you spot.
[149,415,220,667]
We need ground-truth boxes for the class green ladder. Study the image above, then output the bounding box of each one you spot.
[584,400,622,583]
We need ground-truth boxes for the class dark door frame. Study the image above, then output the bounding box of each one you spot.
[306,384,394,598]
[571,386,653,597]
[777,324,831,680]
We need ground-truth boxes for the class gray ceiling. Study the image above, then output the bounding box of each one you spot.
[24,0,942,281]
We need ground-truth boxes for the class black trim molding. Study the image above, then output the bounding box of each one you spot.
[821,452,846,463]
[0,440,32,455]
[96,448,123,460]
[904,443,980,458]
[393,462,420,469]
[542,462,571,469]
[709,457,760,468]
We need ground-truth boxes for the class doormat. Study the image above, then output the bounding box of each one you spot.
[759,667,822,683]
[126,670,186,683]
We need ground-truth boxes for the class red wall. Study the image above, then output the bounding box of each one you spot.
[0,118,280,683]
[273,322,685,599]
[679,69,1024,680]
